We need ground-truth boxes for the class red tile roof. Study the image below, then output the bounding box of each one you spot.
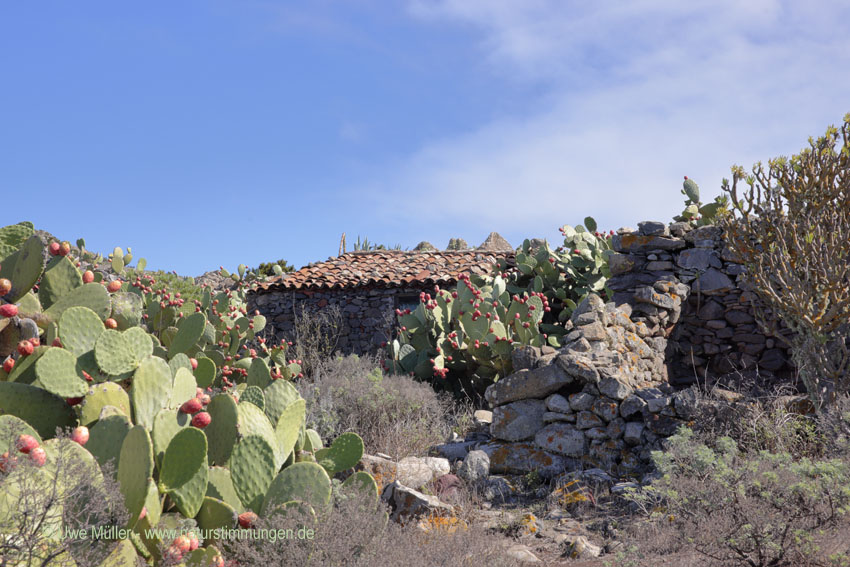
[253,250,515,293]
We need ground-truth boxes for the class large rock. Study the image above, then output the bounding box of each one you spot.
[485,365,572,407]
[397,457,451,489]
[534,423,587,457]
[676,248,715,270]
[481,442,568,477]
[692,268,734,295]
[491,399,546,441]
[612,233,686,253]
[382,482,453,523]
[555,354,600,384]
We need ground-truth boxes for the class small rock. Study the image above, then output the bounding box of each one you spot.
[458,450,490,484]
[506,544,541,563]
[473,409,493,426]
[545,393,571,413]
[562,535,602,559]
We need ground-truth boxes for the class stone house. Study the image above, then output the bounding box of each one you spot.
[249,237,514,355]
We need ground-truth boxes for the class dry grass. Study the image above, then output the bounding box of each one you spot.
[224,487,522,567]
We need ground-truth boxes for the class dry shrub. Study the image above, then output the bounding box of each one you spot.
[225,488,521,567]
[0,427,132,567]
[298,354,469,458]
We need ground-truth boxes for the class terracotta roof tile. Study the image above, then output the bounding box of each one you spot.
[253,250,514,293]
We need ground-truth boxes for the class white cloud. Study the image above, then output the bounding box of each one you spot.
[364,1,850,237]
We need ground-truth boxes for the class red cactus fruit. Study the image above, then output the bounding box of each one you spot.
[3,357,14,373]
[16,434,39,454]
[173,535,192,554]
[66,397,83,406]
[0,304,18,318]
[0,451,17,473]
[59,242,71,256]
[180,398,203,415]
[0,278,11,296]
[70,426,89,446]
[104,318,118,329]
[49,242,61,256]
[82,270,95,284]
[191,412,211,428]
[30,447,47,466]
[238,511,258,528]
[106,280,121,293]
[17,340,33,356]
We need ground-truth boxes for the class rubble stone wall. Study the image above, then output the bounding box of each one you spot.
[482,221,796,477]
[249,286,428,355]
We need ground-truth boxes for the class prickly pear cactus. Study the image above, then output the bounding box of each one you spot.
[0,223,376,566]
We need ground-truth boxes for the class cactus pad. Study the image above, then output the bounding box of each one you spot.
[207,466,244,512]
[110,292,143,330]
[131,355,172,429]
[80,381,132,425]
[304,428,323,452]
[169,352,192,377]
[160,427,209,518]
[118,425,154,527]
[169,367,197,410]
[85,413,131,475]
[315,432,364,475]
[0,414,41,449]
[58,306,105,356]
[8,235,44,304]
[261,462,331,515]
[246,358,271,388]
[95,329,140,376]
[205,394,238,465]
[237,402,281,468]
[38,256,82,310]
[169,312,206,358]
[239,385,265,410]
[196,497,237,533]
[123,326,153,360]
[230,434,277,512]
[341,471,379,502]
[194,356,216,388]
[44,283,111,322]
[275,399,306,463]
[0,382,76,439]
[262,379,299,425]
[35,346,89,398]
[152,408,191,467]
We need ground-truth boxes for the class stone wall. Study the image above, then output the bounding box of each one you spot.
[249,286,428,355]
[608,221,794,386]
[481,221,798,477]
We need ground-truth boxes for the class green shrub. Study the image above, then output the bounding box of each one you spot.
[625,426,850,566]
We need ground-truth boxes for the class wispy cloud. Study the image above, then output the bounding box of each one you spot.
[366,1,850,236]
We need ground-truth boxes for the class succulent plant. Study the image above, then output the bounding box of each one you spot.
[385,218,613,393]
[0,222,371,566]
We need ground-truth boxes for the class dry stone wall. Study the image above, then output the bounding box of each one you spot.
[481,221,797,477]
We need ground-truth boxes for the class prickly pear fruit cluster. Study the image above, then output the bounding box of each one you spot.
[385,217,613,392]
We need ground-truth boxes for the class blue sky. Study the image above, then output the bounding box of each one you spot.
[2,1,849,276]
